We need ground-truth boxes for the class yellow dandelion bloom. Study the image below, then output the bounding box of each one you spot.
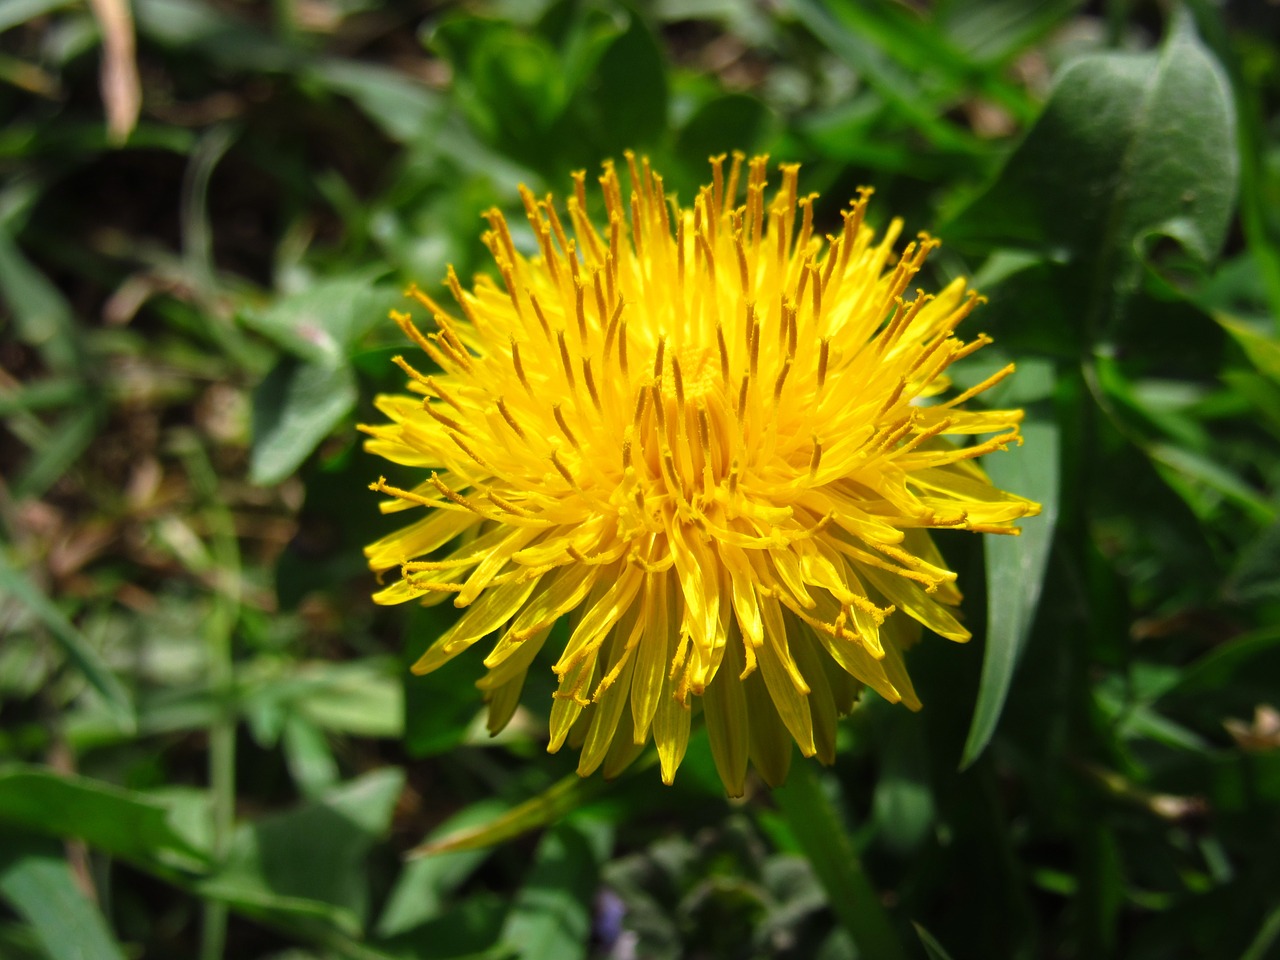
[362,153,1039,796]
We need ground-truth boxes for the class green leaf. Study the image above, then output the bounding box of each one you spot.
[1217,313,1280,380]
[0,766,207,872]
[572,11,668,157]
[936,0,1083,64]
[198,769,404,935]
[0,0,76,33]
[1148,442,1275,525]
[309,60,445,144]
[962,418,1060,767]
[0,228,80,373]
[789,0,985,156]
[11,404,99,500]
[375,800,508,937]
[497,820,611,960]
[947,10,1237,325]
[0,833,127,960]
[1225,522,1280,604]
[0,554,135,730]
[913,922,958,960]
[249,357,356,485]
[240,269,394,366]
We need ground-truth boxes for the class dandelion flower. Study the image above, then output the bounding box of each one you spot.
[363,154,1039,795]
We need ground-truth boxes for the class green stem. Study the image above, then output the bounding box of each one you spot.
[774,762,909,960]
[178,435,241,960]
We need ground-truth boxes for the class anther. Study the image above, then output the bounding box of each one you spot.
[716,323,730,383]
[553,404,581,449]
[653,336,666,378]
[511,338,532,393]
[497,397,526,439]
[773,358,792,403]
[817,338,830,391]
[632,387,648,430]
[530,294,551,338]
[557,330,577,389]
[582,357,602,411]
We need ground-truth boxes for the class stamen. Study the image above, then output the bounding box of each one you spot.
[553,404,581,449]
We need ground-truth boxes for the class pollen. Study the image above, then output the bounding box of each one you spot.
[361,153,1040,796]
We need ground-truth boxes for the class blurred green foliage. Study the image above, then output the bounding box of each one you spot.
[1,1,1279,958]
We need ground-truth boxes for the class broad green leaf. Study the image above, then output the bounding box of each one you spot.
[0,766,207,871]
[947,10,1237,326]
[309,60,445,144]
[570,11,667,158]
[497,820,611,960]
[0,833,127,960]
[0,554,134,729]
[198,769,404,935]
[962,418,1059,767]
[375,800,508,937]
[240,269,395,366]
[250,357,356,485]
[241,658,404,740]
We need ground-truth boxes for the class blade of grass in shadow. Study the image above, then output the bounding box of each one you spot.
[0,555,134,731]
[913,922,958,960]
[774,762,908,960]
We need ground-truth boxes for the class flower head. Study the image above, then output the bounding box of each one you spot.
[363,153,1039,795]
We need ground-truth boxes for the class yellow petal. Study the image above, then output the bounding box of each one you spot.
[410,576,540,675]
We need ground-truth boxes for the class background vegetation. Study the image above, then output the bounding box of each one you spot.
[2,0,1278,957]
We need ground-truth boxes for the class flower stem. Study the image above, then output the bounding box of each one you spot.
[178,435,240,960]
[774,761,908,960]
